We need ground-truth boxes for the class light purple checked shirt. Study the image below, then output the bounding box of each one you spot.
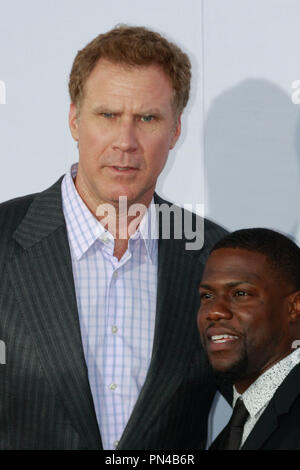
[61,163,158,450]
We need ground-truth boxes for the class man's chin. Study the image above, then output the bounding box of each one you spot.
[211,355,249,386]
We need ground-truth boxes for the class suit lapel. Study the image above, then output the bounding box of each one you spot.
[242,363,300,450]
[118,197,205,448]
[241,405,278,450]
[8,178,102,450]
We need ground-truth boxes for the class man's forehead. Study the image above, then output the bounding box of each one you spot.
[86,58,171,87]
[80,60,175,115]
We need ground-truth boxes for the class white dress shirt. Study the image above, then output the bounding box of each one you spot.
[61,163,158,450]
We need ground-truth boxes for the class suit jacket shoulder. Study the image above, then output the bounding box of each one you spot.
[0,193,36,241]
[1,187,228,258]
[242,362,300,450]
[0,192,37,277]
[154,192,228,255]
[0,177,65,267]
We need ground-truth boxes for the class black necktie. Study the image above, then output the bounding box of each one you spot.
[210,398,249,450]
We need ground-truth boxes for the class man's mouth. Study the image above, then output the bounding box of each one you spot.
[205,329,241,352]
[114,166,133,171]
[210,334,239,344]
[109,166,139,174]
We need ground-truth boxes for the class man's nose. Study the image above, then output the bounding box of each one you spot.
[203,299,233,322]
[112,119,139,153]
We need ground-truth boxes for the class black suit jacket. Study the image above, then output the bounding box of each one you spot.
[210,362,300,450]
[0,176,227,450]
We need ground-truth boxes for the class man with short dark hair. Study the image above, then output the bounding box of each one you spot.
[198,228,300,450]
[0,25,227,449]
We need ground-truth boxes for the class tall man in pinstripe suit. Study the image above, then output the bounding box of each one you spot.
[0,25,228,449]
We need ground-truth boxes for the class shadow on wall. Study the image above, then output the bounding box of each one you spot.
[204,79,300,243]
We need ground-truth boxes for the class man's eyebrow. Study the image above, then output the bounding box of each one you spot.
[199,283,213,290]
[199,280,258,289]
[225,280,258,287]
[138,108,163,115]
[93,105,119,114]
[92,106,164,116]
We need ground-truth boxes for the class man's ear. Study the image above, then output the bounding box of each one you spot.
[288,290,300,323]
[69,103,79,141]
[169,114,181,149]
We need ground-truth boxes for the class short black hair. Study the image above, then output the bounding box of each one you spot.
[211,228,300,291]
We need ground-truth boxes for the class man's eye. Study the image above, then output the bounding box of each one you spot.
[200,292,213,300]
[101,113,115,119]
[140,115,154,122]
[234,290,248,297]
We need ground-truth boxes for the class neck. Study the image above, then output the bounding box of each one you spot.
[73,173,154,260]
[234,348,294,394]
[73,176,151,240]
[98,203,147,240]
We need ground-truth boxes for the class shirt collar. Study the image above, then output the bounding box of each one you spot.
[131,198,158,263]
[233,347,300,418]
[61,163,157,263]
[61,163,105,260]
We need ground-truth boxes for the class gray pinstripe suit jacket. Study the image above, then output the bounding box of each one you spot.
[0,176,228,450]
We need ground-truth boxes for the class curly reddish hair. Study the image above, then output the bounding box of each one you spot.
[69,25,191,116]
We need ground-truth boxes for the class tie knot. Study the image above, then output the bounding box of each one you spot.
[230,398,249,428]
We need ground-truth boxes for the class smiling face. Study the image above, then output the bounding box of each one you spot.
[69,59,181,213]
[197,248,299,393]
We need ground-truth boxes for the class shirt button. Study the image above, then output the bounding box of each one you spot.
[114,440,119,448]
[102,236,109,244]
[111,325,118,334]
[109,383,117,391]
[113,271,118,279]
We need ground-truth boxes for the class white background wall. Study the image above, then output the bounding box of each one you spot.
[1,0,300,447]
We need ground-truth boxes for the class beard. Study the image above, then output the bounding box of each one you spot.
[212,352,249,386]
[201,335,249,387]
